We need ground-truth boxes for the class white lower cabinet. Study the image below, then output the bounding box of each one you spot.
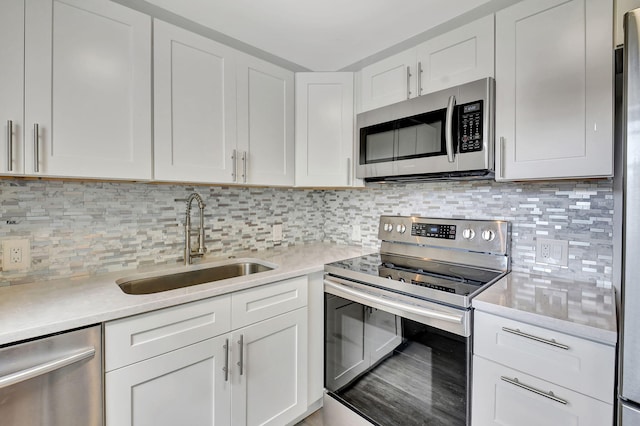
[105,276,309,426]
[231,308,308,426]
[471,311,614,426]
[106,335,231,426]
[472,356,612,426]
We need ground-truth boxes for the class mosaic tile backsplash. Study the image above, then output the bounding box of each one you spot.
[0,178,614,288]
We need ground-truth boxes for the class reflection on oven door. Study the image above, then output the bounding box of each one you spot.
[326,294,403,391]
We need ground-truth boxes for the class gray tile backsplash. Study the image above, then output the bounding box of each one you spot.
[0,178,614,288]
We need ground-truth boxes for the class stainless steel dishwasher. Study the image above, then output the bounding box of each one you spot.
[0,324,103,426]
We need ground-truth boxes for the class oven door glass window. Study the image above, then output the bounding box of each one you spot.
[325,293,469,426]
[359,109,447,165]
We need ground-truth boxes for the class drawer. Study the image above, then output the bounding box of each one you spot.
[231,276,308,329]
[473,311,615,403]
[105,295,231,371]
[472,355,613,426]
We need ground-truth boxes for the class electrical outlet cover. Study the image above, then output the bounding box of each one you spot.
[2,239,31,271]
[535,238,568,267]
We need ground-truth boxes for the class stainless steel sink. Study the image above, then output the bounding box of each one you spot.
[117,261,275,295]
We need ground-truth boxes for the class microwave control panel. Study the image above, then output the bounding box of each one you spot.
[459,101,483,153]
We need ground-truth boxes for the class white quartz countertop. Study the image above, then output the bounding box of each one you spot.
[0,243,370,346]
[473,272,617,345]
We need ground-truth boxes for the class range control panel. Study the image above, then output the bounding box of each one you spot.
[411,223,456,239]
[378,215,510,256]
[458,101,483,154]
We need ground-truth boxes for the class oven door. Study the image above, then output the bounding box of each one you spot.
[324,277,471,426]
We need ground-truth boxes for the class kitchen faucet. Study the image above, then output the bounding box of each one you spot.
[176,192,207,265]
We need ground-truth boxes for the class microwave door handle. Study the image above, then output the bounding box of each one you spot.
[445,95,456,163]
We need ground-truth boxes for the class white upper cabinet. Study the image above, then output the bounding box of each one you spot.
[0,0,25,175]
[154,20,237,183]
[495,0,613,180]
[24,0,152,179]
[416,15,494,95]
[295,72,356,187]
[236,54,295,186]
[359,15,494,112]
[360,49,417,112]
[155,21,293,186]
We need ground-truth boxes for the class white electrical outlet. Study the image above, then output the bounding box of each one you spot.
[3,239,31,271]
[272,224,283,242]
[536,238,568,267]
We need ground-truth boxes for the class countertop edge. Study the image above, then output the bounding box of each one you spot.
[472,298,618,346]
[0,243,369,346]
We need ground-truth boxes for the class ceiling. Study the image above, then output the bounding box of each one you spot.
[140,0,501,71]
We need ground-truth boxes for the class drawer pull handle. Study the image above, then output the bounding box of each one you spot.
[500,376,568,405]
[501,327,570,350]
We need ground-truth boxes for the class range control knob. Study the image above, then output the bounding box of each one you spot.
[481,230,496,241]
[383,223,392,232]
[396,224,407,234]
[462,228,475,240]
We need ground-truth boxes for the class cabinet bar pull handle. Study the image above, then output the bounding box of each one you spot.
[417,61,423,96]
[33,123,39,173]
[445,95,456,163]
[406,66,412,99]
[501,327,570,350]
[237,334,244,375]
[241,151,247,183]
[500,376,568,405]
[499,137,505,179]
[0,347,95,389]
[232,149,237,182]
[346,158,351,186]
[6,120,13,172]
[223,338,229,381]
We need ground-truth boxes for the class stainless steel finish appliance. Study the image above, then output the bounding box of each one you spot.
[324,216,510,426]
[356,78,495,182]
[0,325,103,426]
[619,8,640,425]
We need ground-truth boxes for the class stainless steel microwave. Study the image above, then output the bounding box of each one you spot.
[356,77,495,182]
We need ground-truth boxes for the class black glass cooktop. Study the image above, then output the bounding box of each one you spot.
[325,253,503,304]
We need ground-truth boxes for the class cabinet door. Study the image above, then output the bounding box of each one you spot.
[24,0,151,179]
[495,0,613,180]
[154,20,237,183]
[360,49,417,111]
[472,356,613,426]
[416,15,494,95]
[106,335,231,426]
[325,295,368,390]
[295,72,355,187]
[236,54,294,186]
[0,0,24,175]
[366,307,402,365]
[232,308,308,426]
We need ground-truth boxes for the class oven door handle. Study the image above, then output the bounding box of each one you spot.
[324,279,463,324]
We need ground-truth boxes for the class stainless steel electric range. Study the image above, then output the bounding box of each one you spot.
[324,215,511,426]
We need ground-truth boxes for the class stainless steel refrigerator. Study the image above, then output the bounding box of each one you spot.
[619,8,640,425]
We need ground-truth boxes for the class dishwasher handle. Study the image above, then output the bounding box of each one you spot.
[0,347,96,389]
